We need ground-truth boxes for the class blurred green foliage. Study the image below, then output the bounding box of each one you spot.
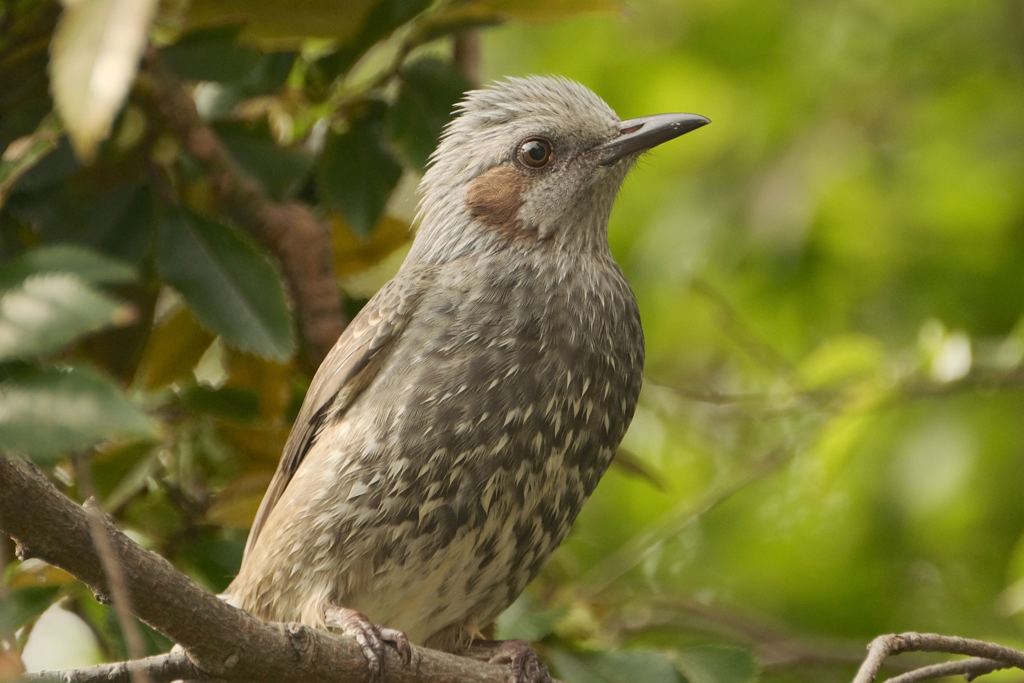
[1,1,1023,682]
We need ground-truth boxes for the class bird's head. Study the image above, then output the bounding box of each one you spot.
[410,76,709,263]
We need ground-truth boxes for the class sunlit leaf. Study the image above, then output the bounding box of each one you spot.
[6,561,76,589]
[675,645,759,683]
[464,0,618,21]
[408,5,504,44]
[184,0,377,47]
[134,306,215,389]
[317,117,402,236]
[331,214,411,277]
[49,0,158,161]
[0,365,157,464]
[224,349,293,420]
[386,58,470,169]
[550,649,683,683]
[156,208,296,360]
[0,273,132,361]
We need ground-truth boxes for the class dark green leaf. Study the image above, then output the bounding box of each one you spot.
[550,649,684,683]
[156,208,295,360]
[386,58,470,169]
[317,118,402,235]
[180,383,260,421]
[0,586,61,633]
[676,645,759,683]
[160,25,263,83]
[0,365,157,463]
[0,273,131,361]
[216,121,313,200]
[8,136,78,192]
[174,528,246,592]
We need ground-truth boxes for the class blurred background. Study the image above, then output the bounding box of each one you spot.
[1,1,1023,681]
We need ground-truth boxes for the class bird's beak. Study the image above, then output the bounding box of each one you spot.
[596,113,710,166]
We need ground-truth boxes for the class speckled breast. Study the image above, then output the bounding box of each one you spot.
[341,249,644,642]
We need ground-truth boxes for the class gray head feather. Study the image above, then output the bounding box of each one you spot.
[410,76,631,265]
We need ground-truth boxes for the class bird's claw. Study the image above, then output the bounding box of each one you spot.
[488,639,552,683]
[323,605,414,680]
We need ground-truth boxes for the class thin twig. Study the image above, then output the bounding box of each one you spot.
[883,657,1010,683]
[577,447,791,598]
[19,650,200,683]
[71,453,151,683]
[454,31,480,85]
[690,278,795,376]
[853,632,1024,683]
[634,597,868,669]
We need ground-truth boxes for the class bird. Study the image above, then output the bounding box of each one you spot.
[225,76,709,682]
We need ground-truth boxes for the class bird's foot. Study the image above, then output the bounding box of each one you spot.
[472,639,552,683]
[323,605,414,680]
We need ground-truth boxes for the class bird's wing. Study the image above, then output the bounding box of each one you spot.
[242,269,431,558]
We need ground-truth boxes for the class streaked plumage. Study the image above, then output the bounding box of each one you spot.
[226,76,707,680]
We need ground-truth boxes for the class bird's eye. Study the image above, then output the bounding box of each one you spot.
[516,138,553,168]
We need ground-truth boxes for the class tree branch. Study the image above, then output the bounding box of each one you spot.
[853,632,1024,683]
[883,657,1009,683]
[0,456,513,682]
[21,650,200,683]
[137,50,346,367]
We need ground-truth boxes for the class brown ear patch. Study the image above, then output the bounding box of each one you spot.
[465,164,526,233]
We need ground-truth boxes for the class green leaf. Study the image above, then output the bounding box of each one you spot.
[0,273,132,361]
[216,121,314,200]
[0,365,157,464]
[0,244,136,290]
[317,117,402,236]
[0,586,61,633]
[184,0,378,46]
[313,0,432,79]
[156,208,295,360]
[675,645,759,683]
[550,649,684,683]
[465,0,619,21]
[49,0,159,161]
[134,306,215,389]
[386,58,470,170]
[159,25,263,83]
